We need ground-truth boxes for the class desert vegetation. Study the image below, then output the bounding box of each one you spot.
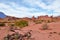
[42,23,49,30]
[4,30,32,40]
[15,20,28,28]
[0,23,5,26]
[47,20,51,23]
[0,15,60,40]
[34,20,42,24]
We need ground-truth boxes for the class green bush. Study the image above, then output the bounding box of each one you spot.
[15,20,28,28]
[0,23,5,26]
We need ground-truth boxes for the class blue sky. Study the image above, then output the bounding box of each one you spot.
[0,0,60,18]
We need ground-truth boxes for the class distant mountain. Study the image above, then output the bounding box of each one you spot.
[0,12,6,18]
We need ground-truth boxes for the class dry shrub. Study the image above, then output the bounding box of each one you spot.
[34,20,42,24]
[0,23,5,26]
[42,23,48,30]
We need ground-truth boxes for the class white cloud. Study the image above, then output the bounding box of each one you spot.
[0,0,60,18]
[0,3,33,18]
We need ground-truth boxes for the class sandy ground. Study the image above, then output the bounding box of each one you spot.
[0,22,60,40]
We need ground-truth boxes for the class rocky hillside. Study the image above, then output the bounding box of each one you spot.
[0,12,6,18]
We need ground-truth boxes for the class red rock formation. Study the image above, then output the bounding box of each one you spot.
[0,15,60,23]
[32,16,36,21]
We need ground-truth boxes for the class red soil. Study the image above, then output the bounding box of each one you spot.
[0,22,60,40]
